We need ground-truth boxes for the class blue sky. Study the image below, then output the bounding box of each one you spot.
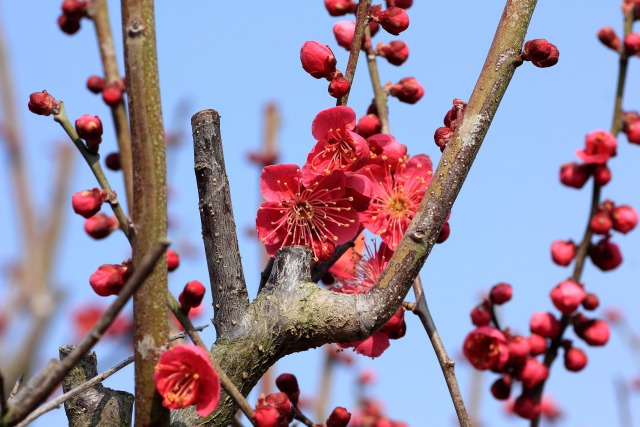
[1,1,640,426]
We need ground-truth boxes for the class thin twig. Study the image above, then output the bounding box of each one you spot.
[53,102,131,240]
[412,277,470,427]
[292,406,316,427]
[15,326,207,427]
[166,293,257,425]
[9,374,23,400]
[363,25,390,134]
[530,10,633,427]
[88,0,134,211]
[336,0,371,106]
[2,240,169,426]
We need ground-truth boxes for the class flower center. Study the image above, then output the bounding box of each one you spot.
[293,201,313,220]
[386,193,410,216]
[166,371,199,405]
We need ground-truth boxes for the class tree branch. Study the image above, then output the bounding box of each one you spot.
[336,0,370,106]
[3,240,169,426]
[121,0,169,424]
[88,0,134,212]
[192,109,249,339]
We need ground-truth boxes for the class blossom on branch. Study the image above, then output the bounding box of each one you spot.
[154,344,220,416]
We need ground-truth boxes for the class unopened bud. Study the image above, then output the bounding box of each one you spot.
[378,40,409,66]
[328,74,350,98]
[86,76,105,94]
[598,26,621,51]
[28,91,59,116]
[389,77,424,104]
[72,188,107,218]
[300,41,337,80]
[179,280,206,309]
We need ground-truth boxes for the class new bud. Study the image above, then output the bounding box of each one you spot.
[105,152,122,171]
[167,249,180,272]
[275,373,300,406]
[328,74,350,98]
[75,114,104,151]
[89,263,129,296]
[378,40,409,66]
[324,0,356,16]
[624,33,640,55]
[598,26,621,51]
[564,346,588,372]
[389,77,424,104]
[86,76,105,94]
[549,280,585,315]
[588,237,622,271]
[333,21,355,50]
[72,188,107,218]
[550,240,575,266]
[593,164,611,186]
[179,280,206,310]
[327,407,351,427]
[489,283,512,305]
[529,312,561,339]
[612,205,638,234]
[102,82,124,107]
[300,41,337,80]
[84,214,119,239]
[559,162,590,189]
[357,114,381,138]
[28,91,59,116]
[373,6,410,35]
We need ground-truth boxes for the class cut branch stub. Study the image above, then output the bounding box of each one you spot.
[192,109,249,339]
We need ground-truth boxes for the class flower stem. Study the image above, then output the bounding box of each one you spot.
[336,0,371,106]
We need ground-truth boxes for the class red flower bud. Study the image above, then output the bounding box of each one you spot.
[550,280,585,315]
[61,0,88,17]
[508,335,531,363]
[328,74,350,98]
[28,91,59,116]
[300,41,337,80]
[387,0,413,9]
[105,152,122,171]
[324,0,356,16]
[463,326,510,372]
[490,375,512,400]
[275,373,300,406]
[389,77,424,104]
[528,334,547,356]
[89,263,129,296]
[167,249,180,272]
[327,407,351,427]
[598,26,621,51]
[373,6,410,35]
[179,280,206,310]
[102,82,124,107]
[470,301,491,327]
[550,240,575,266]
[514,392,541,420]
[378,40,409,66]
[576,130,617,165]
[436,222,450,243]
[86,75,105,94]
[564,346,588,372]
[529,312,561,339]
[357,114,382,138]
[588,237,622,271]
[589,211,613,235]
[72,188,107,218]
[444,99,467,128]
[57,14,81,35]
[573,316,610,346]
[75,114,104,150]
[593,164,611,186]
[254,406,279,427]
[516,357,549,388]
[581,293,599,311]
[624,32,640,55]
[256,392,291,426]
[434,126,452,151]
[333,21,355,50]
[522,39,559,68]
[489,283,512,305]
[84,214,119,239]
[612,205,638,234]
[559,162,590,189]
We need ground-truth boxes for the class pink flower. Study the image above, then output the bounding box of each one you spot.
[154,344,220,416]
[359,155,433,249]
[256,165,359,261]
[575,130,617,164]
[463,326,510,372]
[301,106,370,183]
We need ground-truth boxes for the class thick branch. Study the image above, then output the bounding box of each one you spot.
[192,109,249,339]
[121,0,169,424]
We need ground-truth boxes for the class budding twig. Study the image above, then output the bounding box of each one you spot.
[363,25,390,134]
[336,0,371,106]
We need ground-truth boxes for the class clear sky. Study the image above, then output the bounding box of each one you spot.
[1,1,639,426]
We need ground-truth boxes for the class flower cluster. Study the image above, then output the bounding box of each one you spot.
[86,75,126,107]
[256,105,437,261]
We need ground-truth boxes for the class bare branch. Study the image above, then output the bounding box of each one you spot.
[336,0,371,106]
[192,109,249,338]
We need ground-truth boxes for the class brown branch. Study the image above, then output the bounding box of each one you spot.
[363,26,390,134]
[3,240,169,426]
[54,103,131,240]
[88,0,134,211]
[121,1,169,424]
[412,277,470,426]
[192,109,249,338]
[336,0,371,106]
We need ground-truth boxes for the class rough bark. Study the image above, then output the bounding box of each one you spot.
[192,110,249,340]
[59,347,134,427]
